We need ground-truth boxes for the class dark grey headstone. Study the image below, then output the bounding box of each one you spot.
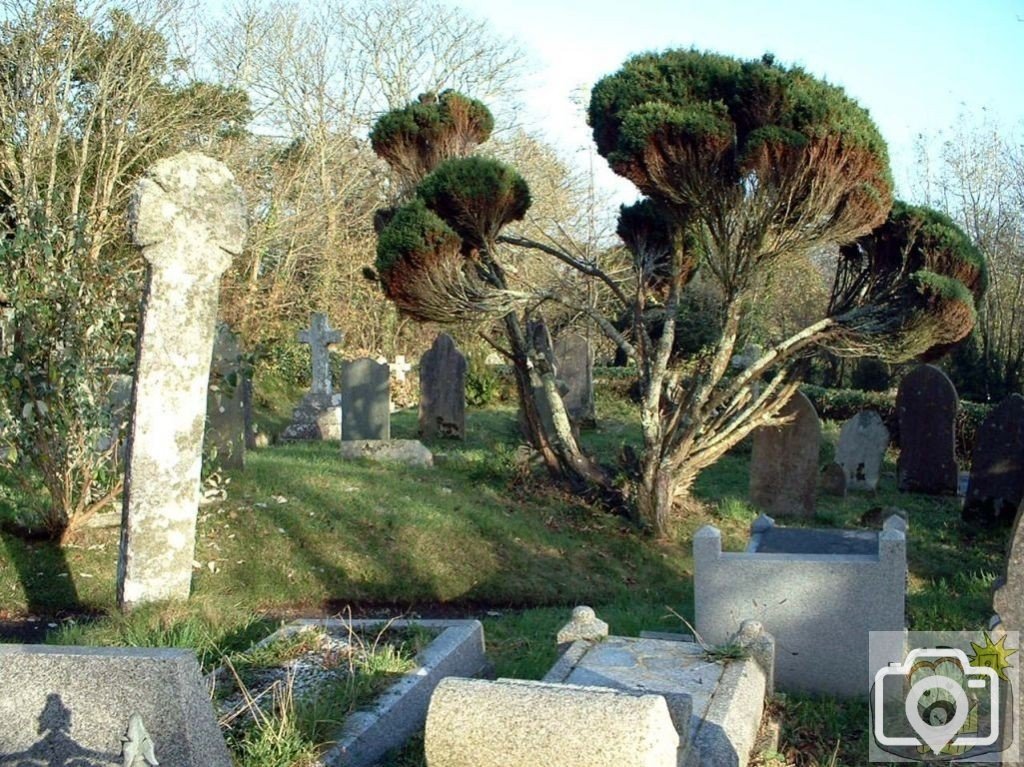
[205,324,246,470]
[342,358,390,441]
[749,391,821,517]
[0,645,231,766]
[896,364,958,494]
[835,410,889,491]
[819,462,847,498]
[963,394,1024,526]
[553,332,596,428]
[419,333,467,440]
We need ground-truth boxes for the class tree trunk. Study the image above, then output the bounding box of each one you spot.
[636,460,674,538]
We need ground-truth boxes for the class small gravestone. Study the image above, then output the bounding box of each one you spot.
[419,333,466,439]
[749,391,821,517]
[553,332,596,428]
[281,313,343,441]
[204,323,246,470]
[896,364,958,494]
[835,410,889,491]
[117,152,246,610]
[963,394,1024,526]
[0,645,231,765]
[342,358,390,440]
[820,462,847,497]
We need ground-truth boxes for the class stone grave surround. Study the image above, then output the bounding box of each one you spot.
[117,152,246,610]
[424,606,773,767]
[963,393,1024,526]
[993,498,1024,767]
[419,332,467,440]
[280,312,343,441]
[694,513,907,698]
[749,391,821,517]
[896,363,958,494]
[0,645,231,766]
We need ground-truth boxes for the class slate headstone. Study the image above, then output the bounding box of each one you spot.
[204,323,246,470]
[896,364,959,494]
[0,645,231,766]
[835,410,890,492]
[963,393,1024,526]
[553,332,596,428]
[419,333,467,440]
[749,391,821,517]
[117,152,246,610]
[342,358,390,441]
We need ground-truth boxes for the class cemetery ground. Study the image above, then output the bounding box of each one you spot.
[0,380,1007,767]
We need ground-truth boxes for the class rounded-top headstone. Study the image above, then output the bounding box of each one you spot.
[750,391,821,517]
[835,410,889,491]
[896,364,959,494]
[963,393,1024,526]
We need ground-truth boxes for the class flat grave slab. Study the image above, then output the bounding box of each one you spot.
[543,635,767,767]
[749,526,878,555]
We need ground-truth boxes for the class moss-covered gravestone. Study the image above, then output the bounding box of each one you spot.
[117,152,246,610]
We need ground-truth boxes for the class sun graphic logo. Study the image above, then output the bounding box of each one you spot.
[870,630,1019,762]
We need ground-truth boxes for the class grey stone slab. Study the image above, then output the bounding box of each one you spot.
[964,393,1024,526]
[749,391,820,517]
[897,364,958,494]
[248,619,488,767]
[117,152,246,610]
[341,358,390,441]
[0,644,230,766]
[419,333,467,440]
[994,500,1024,767]
[695,515,906,698]
[339,439,432,468]
[836,410,889,491]
[205,323,246,470]
[425,677,679,767]
[554,331,596,428]
[546,634,769,767]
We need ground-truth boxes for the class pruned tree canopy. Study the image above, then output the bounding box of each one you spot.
[370,90,494,191]
[827,200,986,361]
[590,49,894,292]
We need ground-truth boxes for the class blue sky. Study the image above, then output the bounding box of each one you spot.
[451,0,1024,202]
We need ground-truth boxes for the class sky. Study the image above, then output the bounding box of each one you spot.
[450,0,1024,204]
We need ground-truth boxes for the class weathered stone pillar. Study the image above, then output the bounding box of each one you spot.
[117,152,246,610]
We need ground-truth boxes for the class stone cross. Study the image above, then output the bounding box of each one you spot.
[298,313,342,395]
[116,152,246,610]
[392,355,413,382]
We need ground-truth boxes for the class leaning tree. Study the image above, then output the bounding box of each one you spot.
[369,52,985,537]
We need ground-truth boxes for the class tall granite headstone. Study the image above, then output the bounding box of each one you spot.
[0,645,231,766]
[896,364,959,494]
[553,331,596,428]
[750,391,821,517]
[419,333,467,440]
[341,358,390,441]
[204,323,246,470]
[117,152,246,610]
[963,393,1024,526]
[280,312,343,441]
[835,410,890,492]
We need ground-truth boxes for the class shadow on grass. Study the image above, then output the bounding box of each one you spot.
[0,531,81,627]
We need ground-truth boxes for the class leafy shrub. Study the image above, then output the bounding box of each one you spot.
[465,353,505,407]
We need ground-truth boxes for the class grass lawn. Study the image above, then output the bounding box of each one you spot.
[0,386,1007,767]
